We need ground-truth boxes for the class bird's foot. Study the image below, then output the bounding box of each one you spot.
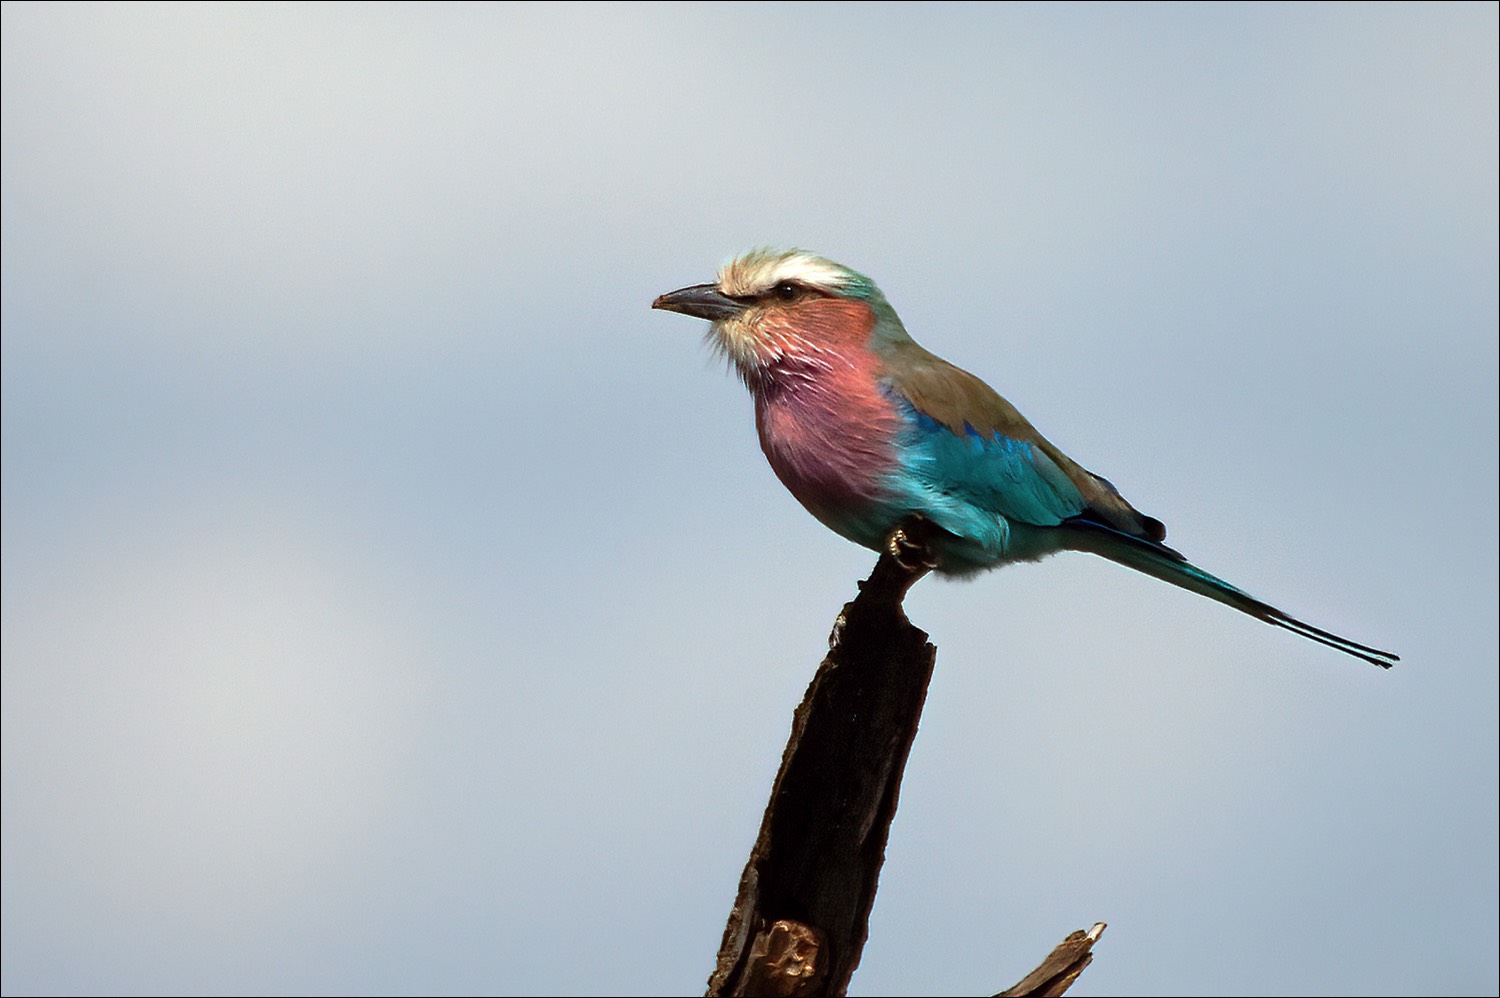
[886,525,939,573]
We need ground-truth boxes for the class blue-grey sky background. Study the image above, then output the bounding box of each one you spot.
[3,4,1496,996]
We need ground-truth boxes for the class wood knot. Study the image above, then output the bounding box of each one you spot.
[741,919,826,997]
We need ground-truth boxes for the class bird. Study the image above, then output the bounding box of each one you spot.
[652,248,1397,668]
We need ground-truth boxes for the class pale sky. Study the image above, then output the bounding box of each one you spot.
[3,4,1496,996]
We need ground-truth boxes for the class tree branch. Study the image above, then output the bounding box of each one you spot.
[706,517,1104,996]
[706,519,937,996]
[995,923,1107,997]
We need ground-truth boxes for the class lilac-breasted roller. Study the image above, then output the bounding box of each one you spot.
[652,248,1397,669]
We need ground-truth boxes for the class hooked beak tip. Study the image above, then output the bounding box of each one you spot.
[652,283,747,322]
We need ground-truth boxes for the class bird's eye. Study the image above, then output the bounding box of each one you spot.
[773,281,799,301]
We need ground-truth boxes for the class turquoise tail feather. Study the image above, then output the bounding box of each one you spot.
[1065,524,1399,669]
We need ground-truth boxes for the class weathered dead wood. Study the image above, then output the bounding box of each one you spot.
[706,516,1105,996]
[706,518,938,997]
[996,923,1107,997]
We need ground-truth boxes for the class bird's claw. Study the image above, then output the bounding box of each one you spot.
[886,526,938,573]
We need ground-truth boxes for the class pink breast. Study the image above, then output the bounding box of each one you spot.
[751,304,900,523]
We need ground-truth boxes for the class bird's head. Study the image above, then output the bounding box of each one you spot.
[653,249,905,384]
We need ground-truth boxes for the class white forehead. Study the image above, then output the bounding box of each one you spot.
[716,248,857,297]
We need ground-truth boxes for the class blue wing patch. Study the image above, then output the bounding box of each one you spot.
[880,396,1088,561]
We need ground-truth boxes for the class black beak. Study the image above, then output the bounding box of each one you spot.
[651,283,748,321]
